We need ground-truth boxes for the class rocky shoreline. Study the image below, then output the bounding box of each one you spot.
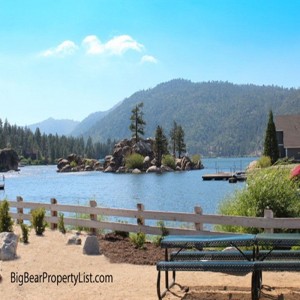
[57,138,204,173]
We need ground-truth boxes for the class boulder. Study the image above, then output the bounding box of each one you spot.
[57,159,69,170]
[146,166,161,173]
[0,232,18,261]
[132,168,142,174]
[83,235,100,255]
[133,140,153,157]
[161,165,174,172]
[0,148,19,172]
[104,166,114,173]
[61,164,71,172]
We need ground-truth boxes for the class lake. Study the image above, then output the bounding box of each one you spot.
[0,157,255,216]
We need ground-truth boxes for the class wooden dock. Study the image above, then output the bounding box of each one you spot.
[202,172,233,181]
[202,171,247,182]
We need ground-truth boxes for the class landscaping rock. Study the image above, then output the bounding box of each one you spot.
[0,232,18,261]
[67,234,82,245]
[83,235,100,255]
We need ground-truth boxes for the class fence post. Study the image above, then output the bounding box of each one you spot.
[50,198,58,230]
[89,200,97,235]
[264,208,274,234]
[194,206,203,231]
[137,203,145,226]
[16,196,23,224]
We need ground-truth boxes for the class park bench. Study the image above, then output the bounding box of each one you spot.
[156,233,300,300]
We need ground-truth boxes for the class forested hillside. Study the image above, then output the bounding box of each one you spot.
[78,79,300,156]
[0,119,114,164]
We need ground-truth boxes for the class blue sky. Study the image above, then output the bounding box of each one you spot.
[1,0,300,126]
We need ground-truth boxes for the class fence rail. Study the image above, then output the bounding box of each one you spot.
[2,197,300,235]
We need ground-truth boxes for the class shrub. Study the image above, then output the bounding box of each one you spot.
[154,221,169,246]
[70,161,77,168]
[192,154,201,165]
[58,213,66,234]
[20,223,29,243]
[31,207,47,235]
[130,231,146,249]
[217,166,300,234]
[162,154,176,169]
[125,153,144,170]
[0,199,13,232]
[257,156,272,168]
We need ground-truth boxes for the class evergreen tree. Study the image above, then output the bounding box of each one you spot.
[129,102,146,142]
[169,121,178,157]
[175,125,186,158]
[263,110,279,164]
[154,126,168,167]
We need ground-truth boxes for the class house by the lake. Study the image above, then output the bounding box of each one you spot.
[275,114,300,160]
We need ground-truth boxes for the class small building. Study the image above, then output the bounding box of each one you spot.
[275,114,300,160]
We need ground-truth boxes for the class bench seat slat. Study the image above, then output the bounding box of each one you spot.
[157,260,300,273]
[170,250,300,261]
[157,260,254,274]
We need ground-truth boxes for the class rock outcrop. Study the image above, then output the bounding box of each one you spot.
[0,232,18,261]
[57,138,204,174]
[57,153,103,173]
[103,138,204,173]
[0,148,19,172]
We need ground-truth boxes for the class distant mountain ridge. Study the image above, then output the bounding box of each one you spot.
[74,79,300,156]
[29,79,300,156]
[28,118,80,136]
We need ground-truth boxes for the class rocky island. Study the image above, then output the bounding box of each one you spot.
[57,138,203,173]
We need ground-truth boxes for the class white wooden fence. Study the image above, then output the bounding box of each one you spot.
[1,197,300,235]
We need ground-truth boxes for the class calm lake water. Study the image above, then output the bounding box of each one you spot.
[0,157,255,215]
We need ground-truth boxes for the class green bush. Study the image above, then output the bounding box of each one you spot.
[31,207,47,235]
[125,153,144,170]
[154,221,169,246]
[70,161,77,168]
[20,223,29,243]
[0,199,13,232]
[162,154,176,169]
[130,231,146,249]
[217,166,300,234]
[192,154,201,165]
[257,156,272,168]
[58,213,66,234]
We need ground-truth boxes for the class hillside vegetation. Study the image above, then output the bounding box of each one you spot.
[76,79,300,157]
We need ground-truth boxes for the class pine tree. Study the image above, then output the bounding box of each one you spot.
[169,121,178,157]
[176,125,186,158]
[154,126,168,167]
[129,103,146,142]
[263,110,279,164]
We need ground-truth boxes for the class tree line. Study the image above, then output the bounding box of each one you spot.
[0,119,114,164]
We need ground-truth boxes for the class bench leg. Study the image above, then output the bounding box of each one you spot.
[157,270,176,299]
[251,270,262,300]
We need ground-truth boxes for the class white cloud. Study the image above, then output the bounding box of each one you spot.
[82,35,105,54]
[141,55,158,64]
[41,35,147,59]
[105,35,144,55]
[83,34,144,56]
[41,40,78,57]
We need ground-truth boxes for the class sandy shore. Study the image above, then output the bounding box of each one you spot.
[1,229,300,300]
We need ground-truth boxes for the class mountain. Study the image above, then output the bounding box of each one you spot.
[28,118,80,136]
[71,101,121,136]
[75,79,300,157]
[71,111,109,136]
